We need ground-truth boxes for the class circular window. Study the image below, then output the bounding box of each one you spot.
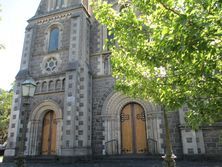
[41,54,61,74]
[45,57,58,72]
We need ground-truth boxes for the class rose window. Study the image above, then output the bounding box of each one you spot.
[45,57,58,72]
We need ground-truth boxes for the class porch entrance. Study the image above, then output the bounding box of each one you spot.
[121,103,148,154]
[41,111,57,155]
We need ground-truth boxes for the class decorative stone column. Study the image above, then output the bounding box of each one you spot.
[27,120,40,155]
[147,111,164,154]
[4,25,34,158]
[61,10,92,156]
[179,106,205,155]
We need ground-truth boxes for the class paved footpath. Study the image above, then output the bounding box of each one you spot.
[0,160,222,167]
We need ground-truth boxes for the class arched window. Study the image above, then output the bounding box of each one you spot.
[49,80,54,91]
[36,82,41,93]
[42,81,47,92]
[55,79,61,91]
[48,28,59,52]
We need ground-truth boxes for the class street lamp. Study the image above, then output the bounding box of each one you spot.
[16,78,36,167]
[21,79,36,97]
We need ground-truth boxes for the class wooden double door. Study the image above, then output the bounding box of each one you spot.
[121,103,148,154]
[41,111,57,155]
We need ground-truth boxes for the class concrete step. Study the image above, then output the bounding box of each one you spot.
[1,160,222,167]
[16,154,162,164]
[1,155,222,167]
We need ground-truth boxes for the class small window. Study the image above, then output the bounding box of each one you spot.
[42,81,47,92]
[55,79,61,90]
[48,80,54,91]
[36,82,41,93]
[48,28,59,52]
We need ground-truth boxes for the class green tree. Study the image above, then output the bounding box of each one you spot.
[92,0,222,129]
[0,89,13,143]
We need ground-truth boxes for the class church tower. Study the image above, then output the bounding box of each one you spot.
[5,0,92,157]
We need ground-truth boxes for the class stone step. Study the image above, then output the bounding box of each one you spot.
[1,155,222,167]
[20,154,162,164]
[94,154,162,160]
[1,160,222,167]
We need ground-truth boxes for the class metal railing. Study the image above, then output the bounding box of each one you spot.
[147,138,158,154]
[105,139,118,155]
[105,138,157,155]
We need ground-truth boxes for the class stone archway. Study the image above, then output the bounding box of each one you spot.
[26,100,62,156]
[101,92,164,155]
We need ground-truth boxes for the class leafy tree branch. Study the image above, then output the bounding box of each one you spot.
[0,89,13,143]
[92,0,222,128]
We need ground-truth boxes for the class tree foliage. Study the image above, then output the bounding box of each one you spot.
[92,0,222,128]
[0,89,13,143]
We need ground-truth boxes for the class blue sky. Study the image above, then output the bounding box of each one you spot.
[0,0,41,90]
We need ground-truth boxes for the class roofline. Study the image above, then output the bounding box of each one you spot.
[28,4,91,23]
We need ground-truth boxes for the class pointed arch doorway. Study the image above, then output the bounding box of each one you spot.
[121,103,148,154]
[41,111,57,155]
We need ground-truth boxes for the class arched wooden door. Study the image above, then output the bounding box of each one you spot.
[41,111,57,155]
[121,103,148,154]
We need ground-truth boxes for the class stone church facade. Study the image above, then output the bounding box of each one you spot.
[4,0,222,159]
